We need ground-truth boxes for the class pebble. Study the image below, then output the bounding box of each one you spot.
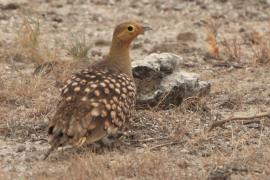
[17,145,26,153]
[30,146,37,152]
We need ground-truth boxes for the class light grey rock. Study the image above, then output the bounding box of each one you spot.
[132,53,210,109]
[132,53,183,75]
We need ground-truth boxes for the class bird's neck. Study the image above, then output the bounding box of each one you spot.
[107,39,132,77]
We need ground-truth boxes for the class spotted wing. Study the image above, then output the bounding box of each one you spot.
[48,68,136,147]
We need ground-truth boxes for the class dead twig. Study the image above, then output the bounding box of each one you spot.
[209,111,270,131]
[128,136,170,143]
[149,141,183,150]
[212,62,244,69]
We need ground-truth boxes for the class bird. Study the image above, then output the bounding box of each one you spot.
[44,21,151,159]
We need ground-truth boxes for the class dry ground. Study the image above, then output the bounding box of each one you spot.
[0,0,270,179]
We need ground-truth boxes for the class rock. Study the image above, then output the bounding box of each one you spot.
[91,48,103,57]
[177,32,197,42]
[95,39,110,46]
[16,145,26,153]
[1,3,20,10]
[132,53,210,109]
[133,53,183,75]
[52,16,63,23]
[30,146,37,152]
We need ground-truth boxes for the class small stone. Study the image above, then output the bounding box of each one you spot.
[177,32,197,42]
[25,157,31,162]
[17,145,26,153]
[95,39,110,46]
[1,3,20,10]
[30,146,37,152]
[52,17,63,23]
[91,49,102,57]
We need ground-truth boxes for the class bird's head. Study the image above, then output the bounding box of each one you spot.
[108,21,151,76]
[112,21,151,46]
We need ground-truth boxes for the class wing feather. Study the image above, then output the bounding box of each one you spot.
[48,67,136,148]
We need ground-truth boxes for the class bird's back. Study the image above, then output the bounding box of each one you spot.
[48,59,136,148]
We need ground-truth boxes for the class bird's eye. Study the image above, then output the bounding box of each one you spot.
[127,26,134,32]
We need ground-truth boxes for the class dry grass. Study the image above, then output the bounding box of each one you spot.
[17,17,46,65]
[0,67,58,139]
[207,29,220,58]
[64,32,92,60]
[180,96,208,113]
[206,26,243,62]
[205,21,270,65]
[1,73,55,101]
[250,31,270,64]
[206,20,220,58]
[62,151,194,180]
[220,37,242,62]
[14,16,92,86]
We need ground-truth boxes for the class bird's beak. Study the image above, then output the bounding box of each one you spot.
[141,25,152,34]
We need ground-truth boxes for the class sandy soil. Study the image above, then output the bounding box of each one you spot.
[0,0,270,179]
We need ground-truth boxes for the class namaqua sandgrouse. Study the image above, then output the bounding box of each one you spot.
[45,21,151,159]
